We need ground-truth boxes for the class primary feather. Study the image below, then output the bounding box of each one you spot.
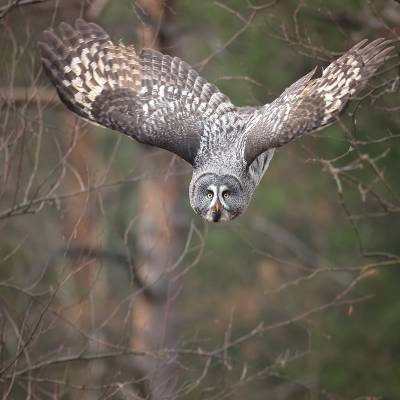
[243,38,394,164]
[39,19,235,165]
[39,20,394,222]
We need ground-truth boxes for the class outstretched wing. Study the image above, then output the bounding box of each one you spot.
[243,39,394,165]
[38,19,235,165]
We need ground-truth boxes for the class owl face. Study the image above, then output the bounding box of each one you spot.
[189,173,249,222]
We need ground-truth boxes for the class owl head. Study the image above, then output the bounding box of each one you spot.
[189,173,250,222]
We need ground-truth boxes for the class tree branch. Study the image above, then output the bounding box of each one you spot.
[0,0,51,19]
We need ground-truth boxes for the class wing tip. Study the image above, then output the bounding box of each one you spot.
[357,37,396,62]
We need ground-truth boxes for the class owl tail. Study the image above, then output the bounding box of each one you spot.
[38,19,141,120]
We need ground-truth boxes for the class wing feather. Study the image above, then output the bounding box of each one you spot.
[39,19,235,165]
[243,39,394,165]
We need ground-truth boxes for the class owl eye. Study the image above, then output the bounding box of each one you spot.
[207,190,213,199]
[222,191,230,199]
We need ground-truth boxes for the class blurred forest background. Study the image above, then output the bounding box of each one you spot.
[1,0,400,399]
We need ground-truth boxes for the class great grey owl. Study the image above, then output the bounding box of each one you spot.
[39,20,393,222]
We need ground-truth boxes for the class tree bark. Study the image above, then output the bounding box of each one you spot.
[130,1,182,399]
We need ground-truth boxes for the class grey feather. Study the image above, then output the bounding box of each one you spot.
[39,20,393,222]
[243,39,394,164]
[38,19,235,165]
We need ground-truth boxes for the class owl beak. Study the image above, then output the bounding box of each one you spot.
[211,199,222,222]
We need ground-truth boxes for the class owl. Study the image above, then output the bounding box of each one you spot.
[39,20,393,222]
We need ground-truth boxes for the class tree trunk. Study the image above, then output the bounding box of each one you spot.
[131,1,181,399]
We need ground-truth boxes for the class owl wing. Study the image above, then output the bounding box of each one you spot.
[38,19,235,165]
[243,39,394,165]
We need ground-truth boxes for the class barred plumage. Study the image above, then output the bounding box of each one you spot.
[39,19,394,222]
[243,38,394,164]
[39,19,235,164]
